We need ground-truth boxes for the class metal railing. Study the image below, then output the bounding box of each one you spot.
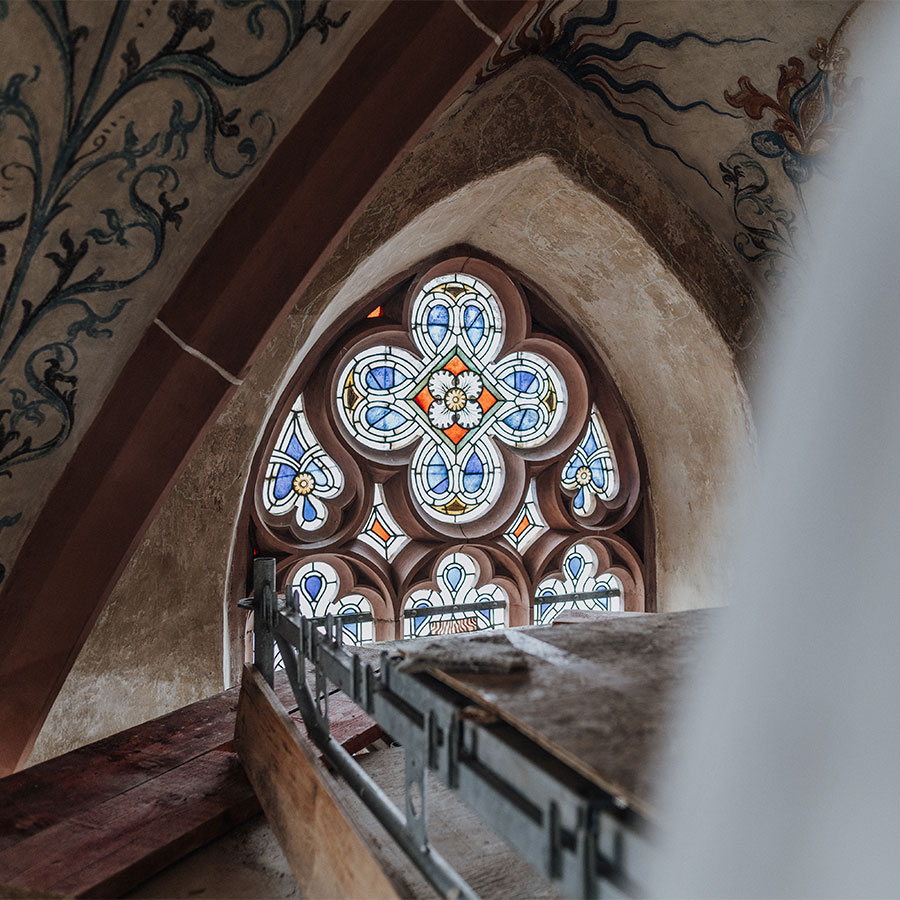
[245,557,652,899]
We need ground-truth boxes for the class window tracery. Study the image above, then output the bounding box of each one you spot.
[335,273,568,524]
[245,255,650,645]
[503,480,548,553]
[289,560,374,646]
[534,543,624,625]
[562,407,618,515]
[404,552,507,638]
[261,394,343,530]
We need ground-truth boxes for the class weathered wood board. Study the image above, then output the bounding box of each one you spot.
[0,670,379,898]
[417,610,717,819]
[234,664,399,900]
[0,750,258,898]
[0,677,295,853]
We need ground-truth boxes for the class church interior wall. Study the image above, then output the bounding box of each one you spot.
[29,59,755,763]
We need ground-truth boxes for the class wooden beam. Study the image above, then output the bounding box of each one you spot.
[0,750,259,898]
[234,665,398,900]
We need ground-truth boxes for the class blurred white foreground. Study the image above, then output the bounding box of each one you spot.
[652,9,900,898]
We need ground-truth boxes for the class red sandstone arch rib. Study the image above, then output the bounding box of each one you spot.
[0,0,532,776]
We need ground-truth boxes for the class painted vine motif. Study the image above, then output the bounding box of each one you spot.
[478,0,767,196]
[720,2,862,283]
[0,0,350,582]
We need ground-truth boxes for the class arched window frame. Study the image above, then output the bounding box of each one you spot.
[238,250,653,644]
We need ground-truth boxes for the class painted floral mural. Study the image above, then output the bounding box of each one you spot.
[0,0,353,582]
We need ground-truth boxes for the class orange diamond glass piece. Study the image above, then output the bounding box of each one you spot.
[513,513,531,538]
[366,305,384,318]
[371,517,391,543]
[444,355,468,376]
[415,386,434,412]
[477,386,497,414]
[445,423,467,445]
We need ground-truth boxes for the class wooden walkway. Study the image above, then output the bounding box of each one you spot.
[0,674,379,898]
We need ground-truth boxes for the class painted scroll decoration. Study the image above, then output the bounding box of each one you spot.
[719,2,862,284]
[0,0,351,581]
[479,0,767,196]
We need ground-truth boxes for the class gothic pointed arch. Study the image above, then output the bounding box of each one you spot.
[244,251,651,642]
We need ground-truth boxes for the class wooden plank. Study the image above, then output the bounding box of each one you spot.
[0,751,258,897]
[423,611,717,818]
[234,665,398,900]
[0,676,297,852]
[289,689,382,757]
[0,670,383,898]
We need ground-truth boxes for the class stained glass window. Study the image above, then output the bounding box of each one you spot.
[404,552,507,638]
[289,560,374,646]
[336,274,568,523]
[561,407,618,515]
[533,543,623,625]
[262,394,343,530]
[251,258,648,651]
[503,480,549,553]
[357,483,409,562]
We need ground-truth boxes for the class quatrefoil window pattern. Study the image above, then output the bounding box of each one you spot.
[336,273,568,523]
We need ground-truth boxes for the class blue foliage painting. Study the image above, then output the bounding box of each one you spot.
[720,2,861,283]
[478,0,767,196]
[0,0,350,581]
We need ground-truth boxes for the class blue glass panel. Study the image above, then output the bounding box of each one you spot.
[462,451,484,493]
[305,573,323,599]
[426,450,450,493]
[302,496,317,522]
[427,304,449,345]
[365,406,409,431]
[564,458,581,480]
[590,461,607,489]
[445,564,463,592]
[274,463,296,500]
[414,599,431,634]
[574,487,585,510]
[504,370,537,393]
[306,458,326,485]
[504,408,540,432]
[567,555,583,579]
[582,432,598,455]
[366,365,404,390]
[286,433,304,461]
[540,603,550,618]
[345,620,358,640]
[463,305,485,346]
